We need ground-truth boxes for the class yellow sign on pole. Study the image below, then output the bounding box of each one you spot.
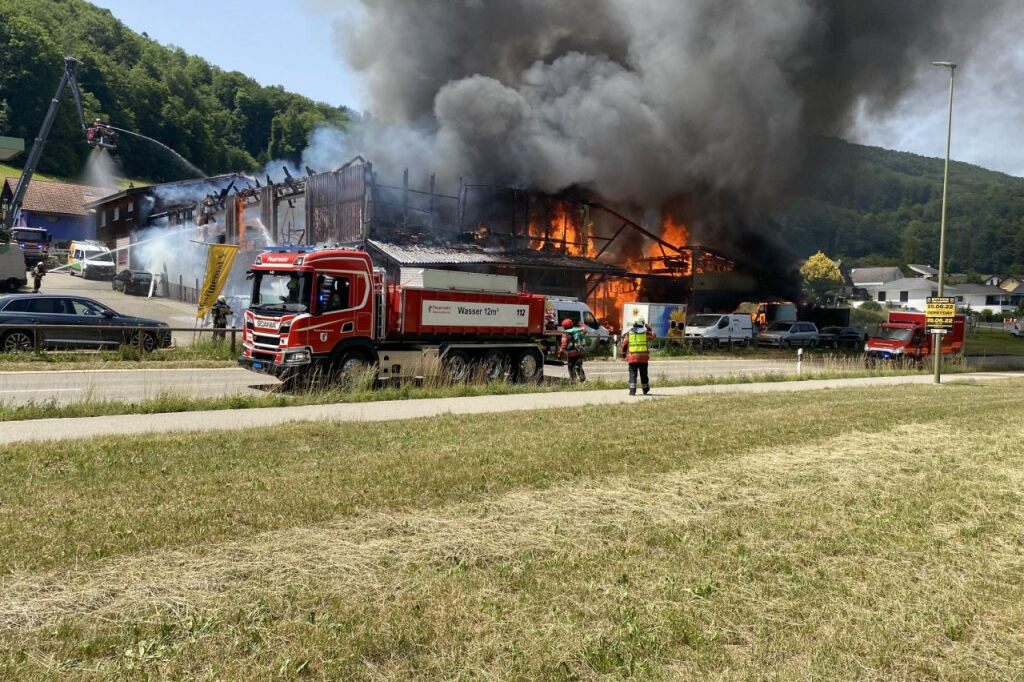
[197,244,239,319]
[925,296,956,331]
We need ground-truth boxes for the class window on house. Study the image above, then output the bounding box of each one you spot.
[877,291,886,302]
[900,291,909,303]
[113,207,120,221]
[100,210,107,227]
[986,295,1002,306]
[127,201,134,216]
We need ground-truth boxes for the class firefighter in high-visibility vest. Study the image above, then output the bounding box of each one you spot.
[620,315,656,395]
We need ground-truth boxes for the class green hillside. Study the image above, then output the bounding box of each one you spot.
[777,137,1024,275]
[0,0,350,182]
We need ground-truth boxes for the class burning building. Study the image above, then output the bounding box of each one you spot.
[229,157,764,325]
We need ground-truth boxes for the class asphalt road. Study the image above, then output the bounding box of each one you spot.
[0,367,279,405]
[0,359,799,406]
[1,355,1017,406]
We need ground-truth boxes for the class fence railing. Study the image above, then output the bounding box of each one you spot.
[0,323,244,355]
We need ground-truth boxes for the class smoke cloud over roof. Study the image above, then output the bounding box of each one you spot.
[327,0,1012,207]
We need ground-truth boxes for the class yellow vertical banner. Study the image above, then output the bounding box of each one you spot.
[197,244,239,319]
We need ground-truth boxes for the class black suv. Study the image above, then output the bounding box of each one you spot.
[112,270,154,296]
[0,294,172,352]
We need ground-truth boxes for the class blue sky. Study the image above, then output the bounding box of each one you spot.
[93,0,364,110]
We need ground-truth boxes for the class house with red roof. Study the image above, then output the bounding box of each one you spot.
[1,177,114,244]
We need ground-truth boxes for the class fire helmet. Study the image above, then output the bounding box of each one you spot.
[633,316,646,327]
[562,318,574,329]
[217,295,226,303]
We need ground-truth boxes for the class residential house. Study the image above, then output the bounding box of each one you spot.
[863,277,939,311]
[949,283,1014,314]
[1,178,113,243]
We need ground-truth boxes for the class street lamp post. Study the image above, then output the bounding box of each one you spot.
[932,60,956,384]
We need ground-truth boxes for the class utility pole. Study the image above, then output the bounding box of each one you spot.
[931,60,956,385]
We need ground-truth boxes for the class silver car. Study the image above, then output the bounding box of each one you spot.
[756,321,819,348]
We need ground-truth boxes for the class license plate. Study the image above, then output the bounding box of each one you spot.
[253,362,263,369]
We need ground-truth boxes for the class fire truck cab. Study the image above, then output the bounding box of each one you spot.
[240,246,379,379]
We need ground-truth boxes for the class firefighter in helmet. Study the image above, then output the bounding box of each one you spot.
[558,318,587,383]
[620,315,656,395]
[31,260,46,293]
[211,295,232,340]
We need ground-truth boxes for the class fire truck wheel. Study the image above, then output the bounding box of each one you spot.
[513,349,543,384]
[4,278,20,293]
[442,350,471,384]
[334,351,376,387]
[481,349,510,382]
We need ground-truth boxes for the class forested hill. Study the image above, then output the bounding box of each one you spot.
[776,137,1024,275]
[0,0,350,181]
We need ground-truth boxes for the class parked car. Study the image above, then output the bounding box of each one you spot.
[112,270,153,296]
[684,313,753,347]
[817,326,868,349]
[756,321,819,348]
[0,294,172,352]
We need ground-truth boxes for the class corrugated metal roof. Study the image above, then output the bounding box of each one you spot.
[368,239,626,274]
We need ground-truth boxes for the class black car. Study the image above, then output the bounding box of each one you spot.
[112,269,154,296]
[818,326,867,349]
[0,294,172,352]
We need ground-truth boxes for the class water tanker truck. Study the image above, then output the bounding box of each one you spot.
[238,246,548,386]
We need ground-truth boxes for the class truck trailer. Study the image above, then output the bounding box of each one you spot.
[864,310,965,366]
[238,246,548,386]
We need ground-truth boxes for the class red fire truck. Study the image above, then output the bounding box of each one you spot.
[864,310,965,366]
[238,246,548,386]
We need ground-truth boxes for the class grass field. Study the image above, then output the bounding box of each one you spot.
[1,379,1023,678]
[964,325,1024,356]
[0,163,147,190]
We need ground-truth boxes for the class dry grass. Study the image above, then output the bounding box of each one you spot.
[1,381,1023,678]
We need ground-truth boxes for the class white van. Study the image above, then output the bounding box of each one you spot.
[0,241,28,292]
[67,240,116,280]
[545,297,612,351]
[684,313,753,347]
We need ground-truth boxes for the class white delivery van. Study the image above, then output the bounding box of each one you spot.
[684,313,754,347]
[545,297,612,352]
[67,240,116,280]
[0,241,28,292]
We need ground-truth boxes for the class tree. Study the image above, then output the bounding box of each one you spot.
[800,251,844,303]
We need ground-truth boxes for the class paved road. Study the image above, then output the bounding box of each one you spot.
[0,367,279,405]
[0,359,798,406]
[0,372,1017,445]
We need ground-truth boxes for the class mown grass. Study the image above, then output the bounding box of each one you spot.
[1,380,1023,678]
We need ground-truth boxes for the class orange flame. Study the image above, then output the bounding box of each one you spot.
[528,201,590,255]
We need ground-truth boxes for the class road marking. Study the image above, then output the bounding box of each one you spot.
[0,388,84,394]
